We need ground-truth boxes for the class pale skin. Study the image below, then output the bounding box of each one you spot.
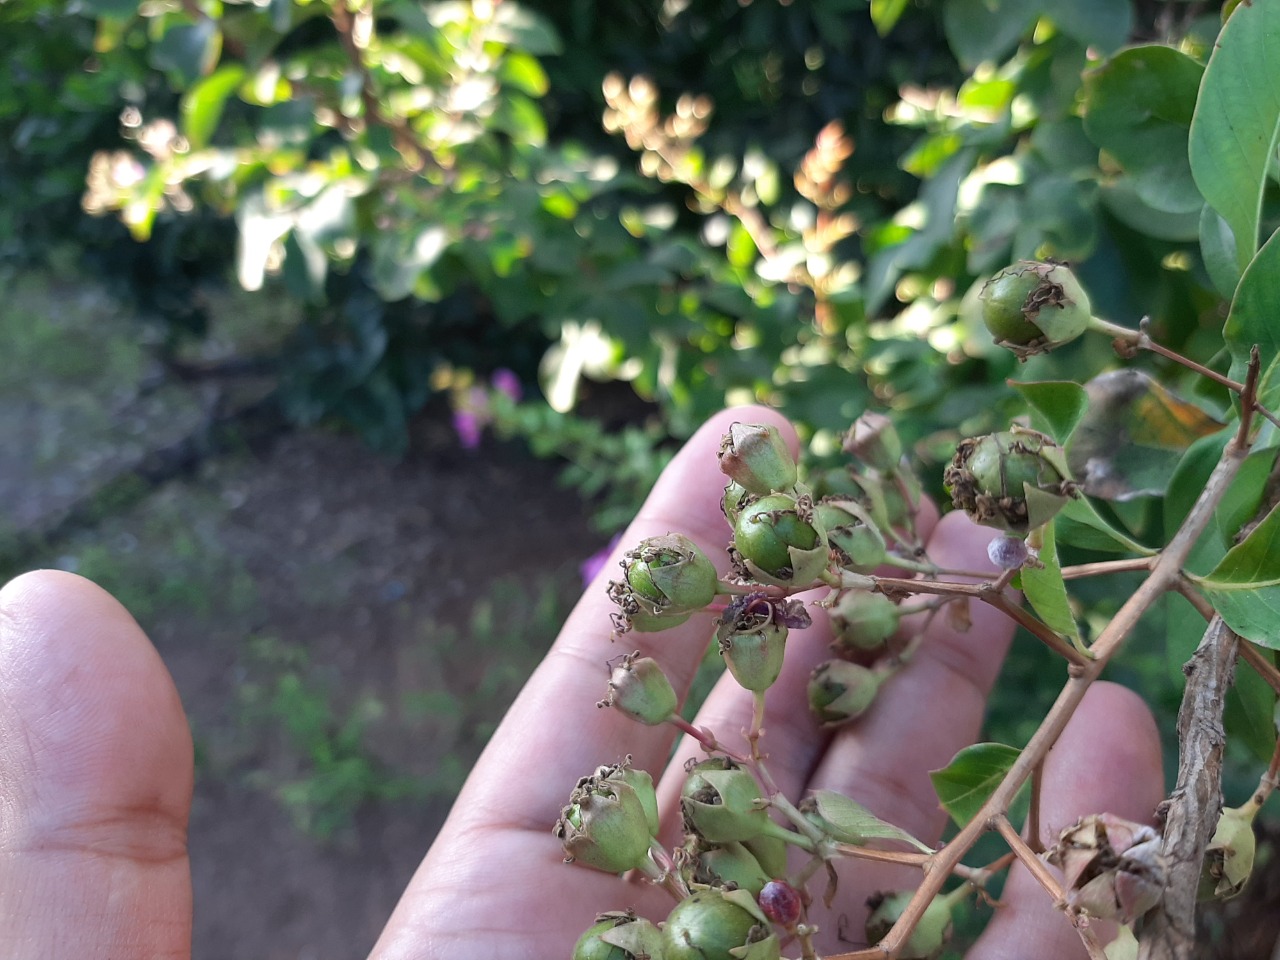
[0,406,1164,959]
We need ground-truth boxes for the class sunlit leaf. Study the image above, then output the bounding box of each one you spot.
[1196,503,1280,648]
[808,790,933,852]
[1083,46,1204,215]
[930,742,1021,828]
[1021,518,1080,643]
[1188,0,1280,270]
[1067,370,1223,501]
[181,64,245,148]
[490,3,562,56]
[870,0,910,35]
[1224,229,1280,413]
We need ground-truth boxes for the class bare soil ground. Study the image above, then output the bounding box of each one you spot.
[2,269,604,958]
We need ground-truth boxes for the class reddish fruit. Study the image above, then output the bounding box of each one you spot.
[758,880,802,928]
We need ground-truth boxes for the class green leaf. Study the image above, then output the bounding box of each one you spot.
[150,18,221,85]
[1188,0,1280,270]
[1056,496,1155,555]
[943,0,1040,70]
[180,64,245,149]
[808,790,933,852]
[1020,518,1080,642]
[1200,204,1242,299]
[1083,46,1205,215]
[1012,380,1088,445]
[81,0,141,18]
[1224,229,1280,412]
[490,3,562,56]
[1046,0,1132,55]
[1101,180,1202,243]
[1196,502,1280,647]
[870,0,910,35]
[930,742,1021,828]
[1224,657,1278,765]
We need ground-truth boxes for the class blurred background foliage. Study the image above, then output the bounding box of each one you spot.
[3,0,1241,490]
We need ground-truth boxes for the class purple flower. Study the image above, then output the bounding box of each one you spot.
[450,372,522,449]
[491,368,522,402]
[581,533,623,588]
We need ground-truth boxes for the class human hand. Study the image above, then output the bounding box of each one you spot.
[0,406,1163,959]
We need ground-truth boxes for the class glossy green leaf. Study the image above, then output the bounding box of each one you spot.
[149,18,221,85]
[930,742,1021,828]
[1083,45,1204,215]
[1196,503,1280,647]
[871,0,910,35]
[1224,229,1280,412]
[809,790,933,852]
[1021,518,1080,642]
[1102,180,1202,243]
[1188,0,1280,270]
[180,64,245,149]
[1012,380,1087,445]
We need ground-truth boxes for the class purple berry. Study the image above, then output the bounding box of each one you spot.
[758,879,802,927]
[987,535,1030,571]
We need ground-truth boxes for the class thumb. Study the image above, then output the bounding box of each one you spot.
[0,570,194,959]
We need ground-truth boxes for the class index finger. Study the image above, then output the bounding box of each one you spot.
[449,405,796,833]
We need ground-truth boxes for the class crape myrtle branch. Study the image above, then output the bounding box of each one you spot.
[827,349,1263,960]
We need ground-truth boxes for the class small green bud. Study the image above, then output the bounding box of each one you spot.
[716,595,811,693]
[944,428,1077,535]
[1200,798,1259,900]
[600,652,679,725]
[807,660,886,728]
[828,590,900,657]
[555,770,655,874]
[843,412,903,473]
[573,911,666,960]
[732,493,830,587]
[865,890,953,959]
[662,889,780,960]
[608,534,719,632]
[594,759,661,838]
[680,758,772,844]
[719,422,798,496]
[816,499,887,574]
[980,260,1092,360]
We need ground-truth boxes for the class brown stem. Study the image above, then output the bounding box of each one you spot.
[994,815,1064,903]
[873,575,1089,667]
[1027,760,1046,855]
[1138,617,1239,960]
[1239,641,1280,696]
[1060,556,1155,580]
[832,845,931,867]
[826,437,1250,960]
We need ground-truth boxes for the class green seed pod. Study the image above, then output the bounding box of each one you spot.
[662,889,780,960]
[573,911,666,960]
[1200,799,1260,900]
[865,890,953,959]
[715,595,811,693]
[608,534,718,633]
[843,412,903,473]
[692,840,772,895]
[943,428,1076,535]
[718,422,798,496]
[807,660,886,728]
[600,653,679,726]
[980,260,1092,360]
[733,493,830,588]
[593,760,661,839]
[555,771,655,874]
[816,499,887,574]
[681,758,772,844]
[828,590,900,656]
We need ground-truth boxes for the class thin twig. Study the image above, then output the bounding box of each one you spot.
[1027,760,1046,855]
[994,815,1065,903]
[1060,556,1155,580]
